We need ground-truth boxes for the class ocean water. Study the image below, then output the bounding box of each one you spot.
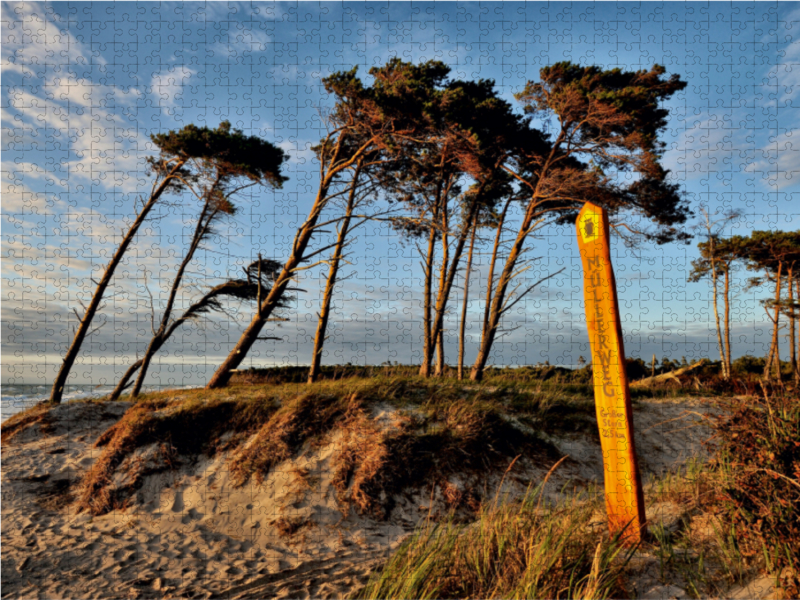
[1,383,200,422]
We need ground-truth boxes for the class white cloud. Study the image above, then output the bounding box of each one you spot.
[150,66,195,109]
[745,128,800,188]
[1,2,105,78]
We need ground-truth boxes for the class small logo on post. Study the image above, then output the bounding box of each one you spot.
[580,212,600,243]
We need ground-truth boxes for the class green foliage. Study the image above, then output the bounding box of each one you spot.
[149,120,287,187]
[514,62,691,244]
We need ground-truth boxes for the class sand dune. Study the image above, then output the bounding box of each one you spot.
[1,395,720,599]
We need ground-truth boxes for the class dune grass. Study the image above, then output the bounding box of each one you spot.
[357,463,634,600]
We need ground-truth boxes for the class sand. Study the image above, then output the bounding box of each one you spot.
[1,394,730,599]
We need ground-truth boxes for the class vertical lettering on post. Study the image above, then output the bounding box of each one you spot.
[577,202,647,544]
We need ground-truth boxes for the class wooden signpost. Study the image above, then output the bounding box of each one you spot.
[576,202,647,544]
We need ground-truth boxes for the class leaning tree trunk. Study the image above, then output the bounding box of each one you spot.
[788,266,798,384]
[458,222,477,380]
[206,134,374,390]
[108,358,144,401]
[723,267,733,380]
[49,162,184,404]
[470,223,527,381]
[431,199,485,379]
[709,239,728,379]
[130,202,217,399]
[764,263,783,381]
[308,171,359,384]
[418,220,438,378]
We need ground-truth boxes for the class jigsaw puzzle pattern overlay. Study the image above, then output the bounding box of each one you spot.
[2,3,797,599]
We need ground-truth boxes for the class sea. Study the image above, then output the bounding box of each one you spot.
[1,383,200,423]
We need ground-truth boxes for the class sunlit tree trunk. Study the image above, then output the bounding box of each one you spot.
[764,263,783,381]
[207,136,374,390]
[723,267,733,379]
[470,200,512,382]
[49,162,185,404]
[130,199,219,399]
[308,169,360,384]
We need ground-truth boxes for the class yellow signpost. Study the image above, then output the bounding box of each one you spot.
[576,202,647,544]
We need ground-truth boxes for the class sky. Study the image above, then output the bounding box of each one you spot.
[3,1,800,386]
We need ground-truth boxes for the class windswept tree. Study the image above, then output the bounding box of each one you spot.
[109,258,290,399]
[307,148,386,384]
[740,230,800,381]
[688,208,742,380]
[206,60,435,389]
[372,64,523,377]
[125,122,287,398]
[469,63,692,381]
[49,121,283,404]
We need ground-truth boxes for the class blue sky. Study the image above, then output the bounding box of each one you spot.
[3,1,800,385]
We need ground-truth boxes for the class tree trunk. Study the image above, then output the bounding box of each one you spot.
[206,132,375,390]
[418,218,438,378]
[433,202,450,378]
[458,222,477,380]
[709,237,728,379]
[723,267,733,380]
[130,201,217,399]
[471,204,533,382]
[788,266,797,384]
[49,162,185,404]
[308,172,359,384]
[108,358,144,401]
[468,201,511,382]
[764,263,783,381]
[431,200,485,379]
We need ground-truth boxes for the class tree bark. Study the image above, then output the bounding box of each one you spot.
[458,222,477,380]
[308,169,360,384]
[48,162,185,404]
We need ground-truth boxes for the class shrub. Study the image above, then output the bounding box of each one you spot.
[710,388,800,596]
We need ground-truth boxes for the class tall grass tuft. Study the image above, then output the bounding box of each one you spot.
[358,470,634,600]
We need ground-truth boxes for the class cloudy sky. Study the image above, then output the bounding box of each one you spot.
[3,1,800,386]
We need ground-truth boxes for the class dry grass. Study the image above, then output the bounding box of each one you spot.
[228,391,360,486]
[1,402,53,445]
[78,394,279,515]
[332,398,560,519]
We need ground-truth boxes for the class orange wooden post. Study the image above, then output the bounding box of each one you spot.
[576,202,647,544]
